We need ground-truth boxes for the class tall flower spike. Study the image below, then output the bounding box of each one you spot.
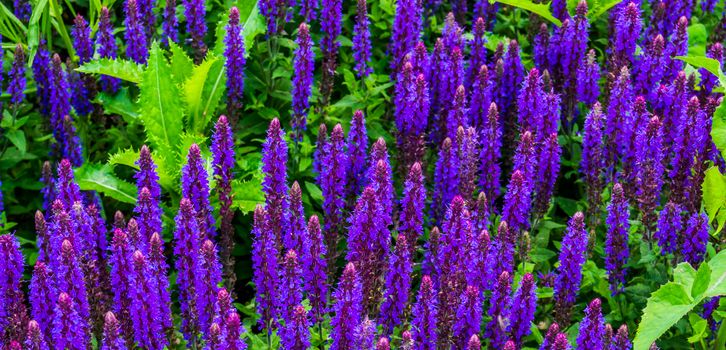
[197,240,223,334]
[412,275,437,349]
[60,116,84,167]
[301,215,327,322]
[134,146,161,228]
[109,229,134,340]
[446,86,468,141]
[577,49,600,105]
[605,67,633,172]
[576,299,605,349]
[40,162,55,214]
[129,251,166,350]
[352,0,372,78]
[469,18,488,85]
[161,0,178,45]
[377,337,391,350]
[347,110,368,200]
[470,65,492,131]
[612,2,641,70]
[251,205,279,329]
[262,118,290,251]
[225,8,246,124]
[0,234,28,345]
[634,34,665,99]
[100,312,126,350]
[635,116,665,233]
[29,262,55,340]
[221,313,247,349]
[25,320,49,350]
[367,139,394,226]
[183,0,207,62]
[72,15,93,64]
[700,43,724,95]
[581,103,605,221]
[182,144,216,240]
[433,138,457,223]
[291,23,314,142]
[517,68,545,132]
[330,263,363,350]
[502,132,536,233]
[480,103,501,207]
[540,323,560,350]
[13,0,30,21]
[394,63,429,169]
[606,184,630,294]
[299,0,317,21]
[534,133,561,217]
[485,271,512,349]
[670,97,704,204]
[380,235,413,333]
[354,317,376,348]
[484,221,515,289]
[663,16,689,82]
[56,239,91,327]
[8,44,26,109]
[453,286,482,349]
[286,182,306,254]
[149,233,173,332]
[96,7,120,93]
[655,201,683,255]
[552,333,571,350]
[124,0,148,64]
[682,212,709,266]
[280,305,310,350]
[319,0,342,105]
[390,0,421,74]
[173,198,202,341]
[314,124,328,177]
[50,56,83,166]
[212,116,236,286]
[613,324,632,349]
[32,41,52,116]
[321,124,347,252]
[279,250,303,325]
[456,127,479,201]
[398,162,425,255]
[509,273,537,345]
[52,293,89,350]
[497,40,525,118]
[554,212,588,326]
[71,15,95,117]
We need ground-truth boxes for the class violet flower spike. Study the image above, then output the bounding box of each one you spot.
[32,41,52,116]
[453,285,482,349]
[224,8,246,124]
[346,110,368,200]
[212,116,236,286]
[352,0,372,78]
[581,103,605,220]
[196,240,223,334]
[508,273,537,345]
[100,311,127,350]
[279,249,303,325]
[129,251,166,350]
[0,234,28,345]
[398,162,425,256]
[13,0,31,22]
[485,271,511,349]
[251,205,280,329]
[7,44,26,108]
[181,144,216,240]
[29,262,55,341]
[173,199,203,340]
[390,0,422,74]
[262,118,290,250]
[52,293,89,350]
[280,305,310,350]
[330,263,363,350]
[605,183,630,295]
[411,276,437,349]
[682,212,709,266]
[162,0,179,45]
[301,215,328,323]
[25,320,49,350]
[109,228,134,339]
[291,23,314,142]
[433,138,458,223]
[655,201,684,255]
[319,0,342,104]
[479,103,501,207]
[576,49,600,105]
[576,299,606,349]
[182,0,208,62]
[380,235,413,333]
[286,182,306,255]
[554,212,588,326]
[96,7,120,93]
[635,116,665,233]
[124,0,149,64]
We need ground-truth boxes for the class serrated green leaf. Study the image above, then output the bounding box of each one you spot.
[183,57,217,131]
[169,41,195,86]
[77,58,144,83]
[492,0,562,26]
[97,88,140,122]
[588,0,623,20]
[692,263,711,298]
[182,54,227,134]
[713,101,726,159]
[108,148,140,170]
[633,283,695,350]
[231,178,264,214]
[74,163,137,204]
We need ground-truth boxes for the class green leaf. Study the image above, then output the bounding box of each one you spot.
[588,0,623,20]
[692,263,711,298]
[633,283,695,350]
[138,42,185,172]
[702,166,726,233]
[674,56,726,88]
[5,130,26,154]
[713,101,726,159]
[108,148,140,170]
[97,88,140,122]
[74,163,137,204]
[182,54,227,134]
[705,249,726,297]
[687,23,707,57]
[77,58,144,83]
[492,0,562,27]
[169,41,195,86]
[231,178,264,214]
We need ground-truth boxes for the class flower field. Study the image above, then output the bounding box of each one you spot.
[1,0,726,349]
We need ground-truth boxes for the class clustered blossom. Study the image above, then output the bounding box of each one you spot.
[212,116,236,285]
[576,299,605,349]
[352,0,372,78]
[605,184,630,294]
[124,0,148,64]
[291,23,315,142]
[554,212,588,325]
[183,0,208,62]
[390,0,422,74]
[8,44,26,108]
[224,8,246,124]
[262,119,290,250]
[181,144,216,240]
[330,264,363,350]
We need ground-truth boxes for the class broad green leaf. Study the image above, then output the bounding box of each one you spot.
[492,0,562,27]
[674,263,697,287]
[231,178,264,214]
[182,54,227,134]
[5,130,26,154]
[692,263,711,298]
[138,42,185,172]
[705,249,726,297]
[674,56,726,88]
[74,163,137,204]
[633,283,695,350]
[200,57,227,130]
[77,58,144,83]
[170,41,195,86]
[108,148,140,170]
[714,101,726,159]
[183,57,217,132]
[687,24,707,57]
[702,166,726,232]
[97,88,140,122]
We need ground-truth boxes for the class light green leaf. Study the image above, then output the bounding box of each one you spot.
[183,57,217,131]
[231,178,264,214]
[108,148,140,170]
[687,24,707,57]
[169,41,195,86]
[705,249,726,297]
[702,166,726,232]
[588,0,623,20]
[674,56,726,88]
[692,263,711,298]
[74,163,137,204]
[713,101,726,159]
[182,54,227,134]
[97,88,140,122]
[492,0,562,26]
[76,58,144,83]
[633,283,695,350]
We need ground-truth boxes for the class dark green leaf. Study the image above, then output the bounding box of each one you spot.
[74,163,137,204]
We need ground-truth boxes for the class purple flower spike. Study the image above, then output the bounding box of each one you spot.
[319,0,342,104]
[52,293,89,350]
[221,313,247,349]
[634,35,666,98]
[655,201,684,255]
[25,320,49,350]
[162,0,178,45]
[352,0,372,78]
[299,0,317,21]
[390,0,421,74]
[149,233,173,332]
[366,138,394,226]
[330,263,363,350]
[518,68,545,132]
[479,103,501,207]
[32,41,52,116]
[446,86,468,142]
[509,273,537,345]
[380,234,413,333]
[279,250,303,325]
[682,212,709,266]
[612,2,641,70]
[534,133,561,217]
[173,199,202,340]
[56,239,90,328]
[72,15,93,65]
[700,44,724,95]
[301,215,328,323]
[635,116,665,232]
[251,205,279,329]
[605,184,630,295]
[554,212,588,326]
[225,8,246,123]
[484,221,515,290]
[577,49,600,105]
[576,299,605,349]
[394,63,429,169]
[320,124,346,251]
[182,144,216,240]
[280,305,310,350]
[398,162,425,255]
[433,138,457,222]
[412,275,437,349]
[553,333,571,350]
[263,118,290,250]
[183,0,207,62]
[124,0,148,64]
[613,324,632,350]
[453,285,482,349]
[8,44,26,108]
[109,229,134,340]
[470,64,492,131]
[347,110,368,199]
[96,7,120,93]
[286,182,306,254]
[376,337,391,350]
[13,0,30,21]
[0,234,28,345]
[497,40,524,118]
[197,240,223,334]
[30,262,55,341]
[101,312,126,350]
[664,17,689,82]
[130,251,166,350]
[540,323,560,350]
[212,115,236,284]
[69,18,96,118]
[485,271,511,349]
[468,18,488,84]
[50,56,84,166]
[605,67,633,171]
[354,317,376,348]
[467,335,481,350]
[503,131,535,233]
[291,23,314,142]
[581,103,605,219]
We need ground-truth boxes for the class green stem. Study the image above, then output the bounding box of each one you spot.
[318,320,325,350]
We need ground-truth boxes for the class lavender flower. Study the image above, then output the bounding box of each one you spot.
[52,293,89,350]
[518,68,545,132]
[225,8,246,123]
[398,162,425,254]
[197,240,223,335]
[279,250,303,325]
[534,133,561,217]
[0,235,27,345]
[497,40,524,118]
[347,110,368,199]
[479,103,501,206]
[468,18,488,85]
[319,0,342,104]
[470,64,492,131]
[663,17,688,82]
[577,49,600,105]
[149,233,173,332]
[533,24,550,69]
[301,215,328,323]
[7,44,26,108]
[330,263,363,350]
[50,56,83,166]
[576,299,605,349]
[433,138,457,222]
[502,132,536,233]
[212,116,236,284]
[581,103,605,219]
[124,0,148,64]
[453,286,482,348]
[366,138,394,226]
[682,212,709,266]
[355,317,376,348]
[173,199,202,340]
[467,335,481,350]
[635,116,665,232]
[377,337,391,350]
[611,2,641,70]
[13,0,30,21]
[605,184,630,294]
[670,97,704,204]
[485,271,511,349]
[613,324,632,350]
[700,43,723,95]
[320,124,346,251]
[634,35,665,98]
[262,119,290,251]
[352,0,372,78]
[380,235,413,333]
[183,0,207,62]
[25,320,49,350]
[411,275,437,349]
[29,262,55,341]
[251,205,279,329]
[394,64,429,168]
[540,323,561,350]
[605,67,633,171]
[162,0,178,45]
[221,313,246,349]
[554,212,588,326]
[182,144,216,240]
[285,182,306,255]
[446,85,468,141]
[553,333,571,350]
[509,273,537,345]
[299,0,317,21]
[485,221,515,290]
[280,305,310,350]
[129,251,166,350]
[109,229,134,339]
[96,7,120,93]
[291,23,314,142]
[55,239,90,327]
[390,0,421,74]
[32,41,52,116]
